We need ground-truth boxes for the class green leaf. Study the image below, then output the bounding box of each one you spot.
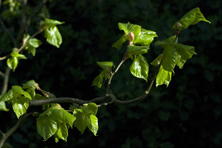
[0,101,9,111]
[134,28,157,46]
[130,54,149,81]
[54,122,68,142]
[112,35,127,49]
[155,36,176,47]
[44,18,64,27]
[173,7,211,30]
[0,89,13,101]
[85,103,98,115]
[12,86,32,100]
[156,65,172,87]
[151,54,163,67]
[175,44,196,68]
[118,22,141,36]
[92,74,103,88]
[87,114,98,136]
[11,96,29,118]
[22,80,38,90]
[24,34,42,56]
[51,107,76,128]
[73,110,88,134]
[44,26,62,48]
[7,57,18,71]
[17,54,27,60]
[37,114,58,141]
[97,61,114,71]
[162,45,178,72]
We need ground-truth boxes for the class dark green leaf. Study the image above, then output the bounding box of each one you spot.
[97,61,114,71]
[92,74,103,88]
[151,54,163,67]
[130,54,149,81]
[37,115,58,141]
[175,44,196,69]
[73,110,88,134]
[112,35,127,49]
[85,103,98,115]
[173,7,211,30]
[162,45,178,72]
[44,26,62,48]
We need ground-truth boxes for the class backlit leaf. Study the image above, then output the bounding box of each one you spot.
[156,65,172,87]
[44,26,62,48]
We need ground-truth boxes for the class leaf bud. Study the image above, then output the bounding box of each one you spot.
[175,22,182,31]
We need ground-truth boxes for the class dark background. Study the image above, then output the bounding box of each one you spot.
[0,0,222,147]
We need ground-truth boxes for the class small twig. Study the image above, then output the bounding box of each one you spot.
[0,71,5,78]
[106,58,126,94]
[0,113,29,148]
[17,29,43,53]
[0,19,16,46]
[1,68,11,95]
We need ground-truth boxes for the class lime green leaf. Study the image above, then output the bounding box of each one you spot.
[54,122,68,142]
[112,35,127,49]
[173,7,211,30]
[134,28,157,46]
[87,114,98,136]
[0,89,13,101]
[0,101,9,111]
[17,54,27,60]
[11,96,29,118]
[12,86,32,100]
[156,65,172,87]
[51,108,76,128]
[44,26,62,48]
[44,18,64,27]
[127,45,149,54]
[130,54,149,81]
[37,115,58,141]
[92,74,103,88]
[85,103,98,115]
[24,34,42,56]
[118,22,141,36]
[7,57,18,71]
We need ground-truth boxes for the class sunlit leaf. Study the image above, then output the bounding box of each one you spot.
[0,101,9,111]
[44,26,62,48]
[11,96,30,118]
[54,122,68,142]
[156,65,172,87]
[44,18,64,27]
[134,28,157,46]
[73,111,88,134]
[0,89,13,101]
[130,54,149,81]
[87,114,98,136]
[173,7,211,30]
[112,35,127,49]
